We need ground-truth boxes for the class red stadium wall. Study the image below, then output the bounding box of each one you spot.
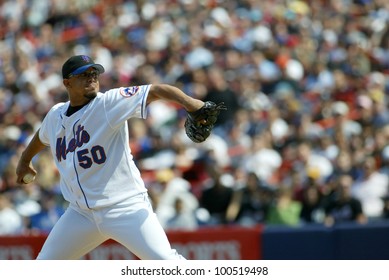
[0,225,263,260]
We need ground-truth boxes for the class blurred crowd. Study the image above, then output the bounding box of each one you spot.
[1,0,389,235]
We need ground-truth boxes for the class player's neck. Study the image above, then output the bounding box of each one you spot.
[66,102,90,117]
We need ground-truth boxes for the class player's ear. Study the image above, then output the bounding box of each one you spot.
[63,79,71,88]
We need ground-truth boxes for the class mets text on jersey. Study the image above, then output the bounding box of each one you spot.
[56,124,90,161]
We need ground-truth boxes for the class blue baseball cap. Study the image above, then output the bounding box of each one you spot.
[62,55,105,79]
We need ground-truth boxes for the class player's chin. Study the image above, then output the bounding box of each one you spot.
[84,91,97,100]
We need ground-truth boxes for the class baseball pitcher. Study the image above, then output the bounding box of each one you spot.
[15,55,226,260]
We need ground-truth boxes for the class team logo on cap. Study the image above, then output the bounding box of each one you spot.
[82,55,90,62]
[120,86,139,97]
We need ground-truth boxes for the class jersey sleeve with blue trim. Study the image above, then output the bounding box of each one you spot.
[39,103,66,146]
[103,85,151,129]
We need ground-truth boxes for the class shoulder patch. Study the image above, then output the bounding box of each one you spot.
[120,86,140,97]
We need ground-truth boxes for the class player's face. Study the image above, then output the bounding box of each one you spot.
[66,68,101,104]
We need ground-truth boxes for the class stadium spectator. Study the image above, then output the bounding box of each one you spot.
[324,174,367,227]
[0,192,24,235]
[299,185,326,225]
[199,166,234,225]
[164,197,199,231]
[226,172,272,226]
[351,156,389,221]
[242,132,283,186]
[151,168,199,230]
[27,190,65,234]
[266,185,302,227]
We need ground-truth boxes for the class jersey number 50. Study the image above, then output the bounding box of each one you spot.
[77,145,107,169]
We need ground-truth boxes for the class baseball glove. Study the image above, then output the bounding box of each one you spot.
[185,101,227,143]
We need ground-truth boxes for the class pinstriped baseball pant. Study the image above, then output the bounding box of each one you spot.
[36,193,185,260]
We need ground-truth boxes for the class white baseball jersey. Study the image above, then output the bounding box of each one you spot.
[39,85,151,210]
